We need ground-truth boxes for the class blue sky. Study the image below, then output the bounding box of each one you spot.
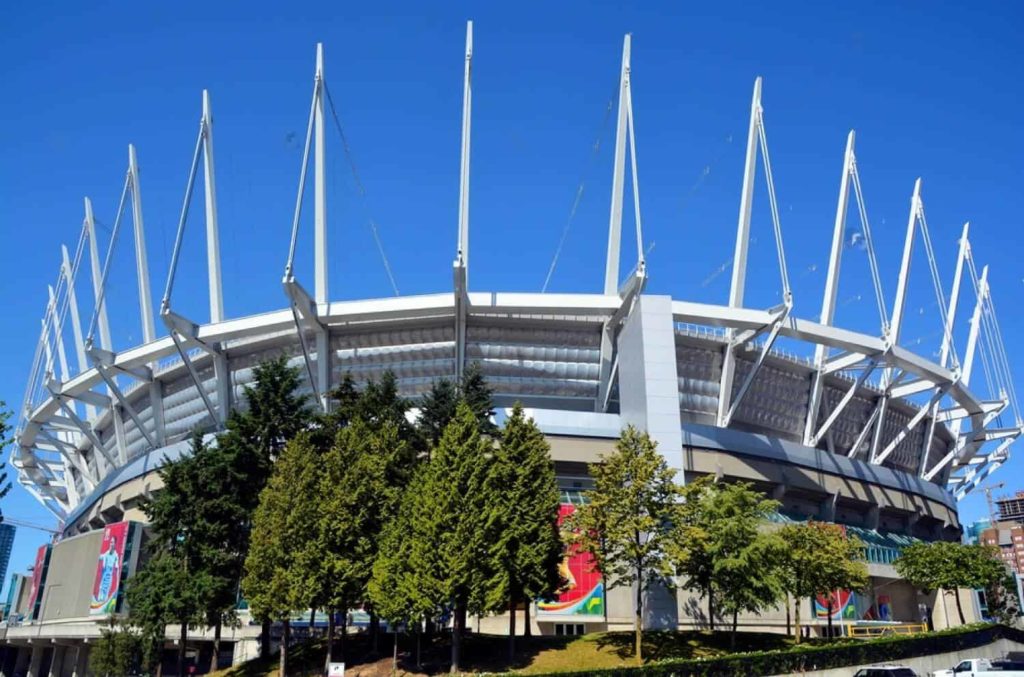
[1,2,1022,582]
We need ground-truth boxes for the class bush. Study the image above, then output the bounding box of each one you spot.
[528,624,1024,676]
[90,622,144,677]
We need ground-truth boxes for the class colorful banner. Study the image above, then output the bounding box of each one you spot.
[26,545,49,620]
[814,589,858,620]
[538,504,605,617]
[90,522,129,616]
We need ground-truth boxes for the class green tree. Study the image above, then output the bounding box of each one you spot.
[139,434,211,676]
[565,426,682,664]
[401,402,493,673]
[216,356,312,657]
[984,570,1021,625]
[126,551,201,676]
[484,404,563,661]
[89,621,142,677]
[777,522,869,643]
[312,418,409,670]
[673,479,783,648]
[897,541,1006,626]
[418,363,497,448]
[242,432,322,676]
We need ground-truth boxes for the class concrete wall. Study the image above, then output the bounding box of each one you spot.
[40,531,103,622]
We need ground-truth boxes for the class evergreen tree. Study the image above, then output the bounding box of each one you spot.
[418,379,459,448]
[89,622,143,677]
[565,426,682,664]
[418,363,496,448]
[126,551,201,676]
[672,478,784,645]
[139,433,210,676]
[242,432,322,676]
[311,418,409,670]
[216,356,312,657]
[777,521,869,643]
[402,402,493,673]
[484,404,563,661]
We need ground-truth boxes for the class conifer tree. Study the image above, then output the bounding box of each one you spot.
[484,404,563,661]
[403,402,493,673]
[418,379,459,448]
[565,426,681,664]
[242,432,322,676]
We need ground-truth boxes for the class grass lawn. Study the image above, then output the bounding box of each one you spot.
[210,629,801,676]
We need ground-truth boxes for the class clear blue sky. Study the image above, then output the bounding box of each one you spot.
[1,2,1021,582]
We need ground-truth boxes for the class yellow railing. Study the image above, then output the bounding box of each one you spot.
[846,623,927,638]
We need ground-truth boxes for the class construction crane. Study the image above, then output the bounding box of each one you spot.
[0,517,59,535]
[979,481,1006,526]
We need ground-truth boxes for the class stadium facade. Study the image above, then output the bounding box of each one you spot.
[3,24,1021,674]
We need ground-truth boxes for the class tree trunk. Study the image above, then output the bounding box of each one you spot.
[178,620,187,677]
[508,596,517,664]
[794,597,801,645]
[953,589,966,626]
[280,619,290,677]
[708,588,715,632]
[325,609,335,675]
[310,607,317,638]
[210,619,222,674]
[730,608,738,651]
[634,580,643,664]
[371,610,381,656]
[827,595,834,638]
[523,602,531,638]
[393,629,399,675]
[416,621,422,670]
[785,593,791,636]
[450,601,462,674]
[261,618,271,659]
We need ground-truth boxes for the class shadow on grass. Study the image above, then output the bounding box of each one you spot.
[594,630,794,663]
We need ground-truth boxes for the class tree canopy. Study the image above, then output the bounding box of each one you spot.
[896,540,1006,626]
[566,426,681,663]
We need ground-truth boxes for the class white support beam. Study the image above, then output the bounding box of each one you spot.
[84,197,112,352]
[822,350,874,376]
[314,44,328,305]
[169,331,220,425]
[848,398,882,459]
[91,361,157,450]
[721,306,788,428]
[603,33,629,296]
[53,399,115,468]
[936,399,1005,423]
[870,179,921,461]
[805,130,856,445]
[873,384,952,467]
[918,223,971,475]
[283,278,329,409]
[202,90,225,323]
[453,22,474,380]
[810,358,878,446]
[718,77,762,427]
[35,433,97,487]
[128,144,156,344]
[596,270,646,412]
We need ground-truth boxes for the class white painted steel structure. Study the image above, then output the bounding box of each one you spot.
[13,27,1021,526]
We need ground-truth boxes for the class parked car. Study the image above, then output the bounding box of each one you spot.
[854,667,919,677]
[932,658,1024,676]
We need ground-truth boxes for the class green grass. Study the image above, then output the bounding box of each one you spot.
[210,629,801,676]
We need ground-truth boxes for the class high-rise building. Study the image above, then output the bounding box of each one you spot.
[0,524,16,589]
[997,491,1024,523]
[980,523,1024,575]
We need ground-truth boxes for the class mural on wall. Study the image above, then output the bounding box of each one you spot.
[25,545,50,620]
[537,504,605,618]
[814,589,859,620]
[90,522,129,616]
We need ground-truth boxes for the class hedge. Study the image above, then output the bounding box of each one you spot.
[527,623,1024,676]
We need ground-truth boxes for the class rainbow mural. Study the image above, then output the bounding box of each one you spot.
[538,504,605,618]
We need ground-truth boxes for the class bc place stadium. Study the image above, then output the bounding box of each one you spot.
[1,23,1022,675]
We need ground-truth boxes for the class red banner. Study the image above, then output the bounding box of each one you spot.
[26,545,49,619]
[90,522,129,616]
[537,504,605,617]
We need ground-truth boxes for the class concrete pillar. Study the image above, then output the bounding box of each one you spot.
[26,646,44,677]
[47,646,65,677]
[71,645,89,677]
[617,295,684,631]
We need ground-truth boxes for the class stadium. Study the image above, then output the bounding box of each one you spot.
[2,23,1021,675]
